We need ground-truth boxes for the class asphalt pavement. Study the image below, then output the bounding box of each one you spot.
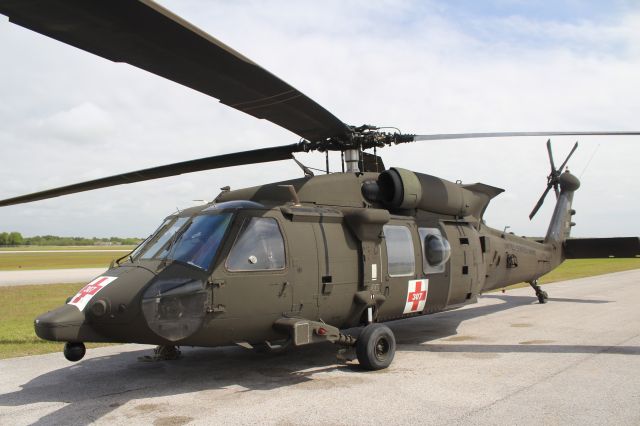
[1,269,639,425]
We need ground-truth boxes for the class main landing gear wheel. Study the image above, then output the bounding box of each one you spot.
[356,323,396,370]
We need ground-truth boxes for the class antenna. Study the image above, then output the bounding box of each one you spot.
[579,144,600,178]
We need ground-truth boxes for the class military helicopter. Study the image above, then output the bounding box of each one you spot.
[1,1,638,370]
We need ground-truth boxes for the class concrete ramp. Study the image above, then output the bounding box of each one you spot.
[0,270,639,425]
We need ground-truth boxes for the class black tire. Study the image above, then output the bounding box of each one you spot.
[356,324,396,370]
[537,290,549,304]
[63,342,86,362]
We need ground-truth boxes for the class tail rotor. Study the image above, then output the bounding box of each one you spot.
[529,140,578,220]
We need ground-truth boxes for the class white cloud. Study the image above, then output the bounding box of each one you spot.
[0,1,638,238]
[30,102,114,144]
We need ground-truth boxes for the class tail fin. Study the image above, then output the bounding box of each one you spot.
[544,170,580,244]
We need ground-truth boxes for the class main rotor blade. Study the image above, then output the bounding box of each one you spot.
[0,0,350,143]
[529,184,552,220]
[557,141,579,172]
[546,139,556,173]
[411,131,640,142]
[0,143,303,207]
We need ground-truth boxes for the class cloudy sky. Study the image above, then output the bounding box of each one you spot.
[0,0,638,239]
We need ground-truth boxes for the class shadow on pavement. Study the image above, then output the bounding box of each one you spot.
[0,292,614,424]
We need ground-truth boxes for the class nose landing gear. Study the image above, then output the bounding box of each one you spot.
[138,345,182,362]
[63,342,86,362]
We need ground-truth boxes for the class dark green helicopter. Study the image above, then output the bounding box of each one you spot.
[1,0,638,370]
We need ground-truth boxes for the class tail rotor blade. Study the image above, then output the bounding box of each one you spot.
[558,141,579,172]
[546,139,556,173]
[530,140,578,219]
[529,185,552,220]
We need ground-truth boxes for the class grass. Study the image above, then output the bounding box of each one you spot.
[502,258,640,290]
[0,245,135,251]
[0,258,638,360]
[0,283,112,359]
[0,251,132,270]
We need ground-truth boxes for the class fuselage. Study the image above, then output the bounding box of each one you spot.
[35,169,578,349]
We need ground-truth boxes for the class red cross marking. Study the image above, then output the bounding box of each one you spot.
[71,277,109,303]
[407,280,427,311]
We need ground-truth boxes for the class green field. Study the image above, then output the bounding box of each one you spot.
[0,258,638,359]
[502,258,640,290]
[0,282,111,359]
[0,245,136,252]
[0,248,135,271]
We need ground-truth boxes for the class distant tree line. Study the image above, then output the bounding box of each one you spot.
[0,232,24,246]
[0,232,142,246]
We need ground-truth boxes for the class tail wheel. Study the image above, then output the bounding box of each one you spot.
[537,290,549,304]
[356,323,396,370]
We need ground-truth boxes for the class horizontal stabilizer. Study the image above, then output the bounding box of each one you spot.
[462,183,505,219]
[564,237,639,259]
[462,183,505,200]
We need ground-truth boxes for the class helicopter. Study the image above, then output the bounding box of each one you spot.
[0,0,638,371]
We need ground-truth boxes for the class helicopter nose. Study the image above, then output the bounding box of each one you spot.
[34,265,157,343]
[34,303,106,342]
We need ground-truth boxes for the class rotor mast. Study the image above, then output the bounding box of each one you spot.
[344,149,360,173]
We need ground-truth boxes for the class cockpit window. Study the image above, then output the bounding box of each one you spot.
[226,217,285,271]
[168,213,233,270]
[138,217,189,260]
[135,213,233,270]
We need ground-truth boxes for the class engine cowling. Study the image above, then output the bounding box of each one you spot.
[374,167,503,218]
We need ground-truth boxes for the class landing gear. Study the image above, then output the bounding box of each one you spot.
[253,338,292,354]
[529,280,548,304]
[356,323,396,370]
[63,342,86,362]
[138,345,182,362]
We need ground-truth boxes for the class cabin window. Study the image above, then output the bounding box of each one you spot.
[226,217,285,271]
[419,227,451,274]
[383,225,415,277]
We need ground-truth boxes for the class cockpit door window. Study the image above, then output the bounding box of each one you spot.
[226,217,285,271]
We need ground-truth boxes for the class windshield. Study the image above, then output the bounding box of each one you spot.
[138,216,189,260]
[135,213,233,270]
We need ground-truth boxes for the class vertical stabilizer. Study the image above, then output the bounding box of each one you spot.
[544,171,580,244]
